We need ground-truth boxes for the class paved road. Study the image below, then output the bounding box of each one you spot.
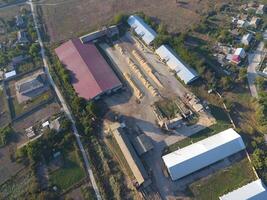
[247,41,265,98]
[28,1,102,199]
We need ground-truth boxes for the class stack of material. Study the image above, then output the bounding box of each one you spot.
[132,50,163,88]
[123,73,143,100]
[128,58,159,97]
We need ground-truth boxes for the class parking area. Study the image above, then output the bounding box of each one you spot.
[100,32,217,199]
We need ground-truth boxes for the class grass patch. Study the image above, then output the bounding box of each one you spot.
[189,157,257,200]
[10,89,52,117]
[165,104,231,153]
[0,169,33,199]
[49,151,86,191]
[154,99,180,119]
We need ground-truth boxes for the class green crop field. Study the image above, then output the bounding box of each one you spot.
[49,151,86,191]
[190,157,257,200]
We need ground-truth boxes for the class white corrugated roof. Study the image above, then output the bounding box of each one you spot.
[162,128,246,180]
[5,70,16,79]
[155,45,198,84]
[234,48,246,58]
[127,15,157,45]
[220,179,267,200]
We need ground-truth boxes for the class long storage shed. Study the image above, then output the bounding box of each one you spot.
[162,128,246,181]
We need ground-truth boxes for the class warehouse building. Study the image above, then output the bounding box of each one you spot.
[55,39,122,100]
[110,123,150,188]
[155,45,198,84]
[220,179,267,200]
[127,15,157,45]
[162,128,246,181]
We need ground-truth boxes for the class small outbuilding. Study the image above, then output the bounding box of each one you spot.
[5,70,16,79]
[241,33,252,46]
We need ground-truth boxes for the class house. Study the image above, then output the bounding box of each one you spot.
[237,20,249,28]
[234,48,246,58]
[220,179,267,200]
[256,4,266,15]
[15,72,48,103]
[55,39,122,100]
[15,15,24,27]
[162,128,246,181]
[155,45,198,84]
[12,55,28,66]
[49,117,61,132]
[17,31,28,44]
[4,70,16,79]
[231,48,246,65]
[127,15,158,46]
[241,33,252,45]
[250,17,261,28]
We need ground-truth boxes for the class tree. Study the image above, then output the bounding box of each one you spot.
[157,23,167,35]
[29,43,40,58]
[255,33,263,42]
[256,76,266,91]
[113,13,127,24]
[26,140,42,162]
[0,126,13,146]
[0,52,8,66]
[238,68,247,83]
[220,76,232,90]
[252,148,265,170]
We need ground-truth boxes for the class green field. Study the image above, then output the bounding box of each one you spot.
[10,89,52,118]
[190,157,257,200]
[0,169,33,199]
[49,151,86,191]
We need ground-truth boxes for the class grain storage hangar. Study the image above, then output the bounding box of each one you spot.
[155,44,198,84]
[162,128,246,181]
[127,15,157,45]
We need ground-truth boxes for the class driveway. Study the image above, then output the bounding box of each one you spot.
[247,41,265,98]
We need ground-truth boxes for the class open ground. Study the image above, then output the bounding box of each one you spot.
[97,30,220,199]
[39,0,232,42]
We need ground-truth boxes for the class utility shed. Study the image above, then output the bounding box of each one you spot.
[220,179,267,200]
[155,45,198,84]
[112,124,148,187]
[127,15,157,45]
[162,128,246,181]
[133,134,154,156]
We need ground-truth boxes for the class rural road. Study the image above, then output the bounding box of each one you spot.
[28,1,102,199]
[247,41,265,98]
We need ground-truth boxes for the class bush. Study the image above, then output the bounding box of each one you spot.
[0,126,13,146]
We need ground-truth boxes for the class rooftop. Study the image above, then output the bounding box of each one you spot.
[127,15,157,45]
[155,45,198,84]
[220,179,267,200]
[55,39,122,100]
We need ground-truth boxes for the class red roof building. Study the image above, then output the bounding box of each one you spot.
[55,39,122,100]
[231,55,241,64]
